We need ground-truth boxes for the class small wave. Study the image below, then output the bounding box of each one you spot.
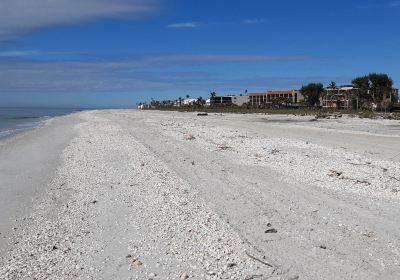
[0,126,35,139]
[16,122,37,128]
[7,116,40,120]
[0,129,15,138]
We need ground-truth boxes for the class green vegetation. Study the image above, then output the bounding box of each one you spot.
[147,106,348,115]
[352,73,395,110]
[300,83,324,106]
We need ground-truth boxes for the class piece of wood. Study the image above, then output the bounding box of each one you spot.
[245,251,273,267]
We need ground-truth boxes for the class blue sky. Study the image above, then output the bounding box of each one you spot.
[0,0,399,107]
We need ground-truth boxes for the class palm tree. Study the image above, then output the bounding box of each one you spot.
[186,94,190,99]
[197,96,205,106]
[210,91,216,98]
[328,81,337,89]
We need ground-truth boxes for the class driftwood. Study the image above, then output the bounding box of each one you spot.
[390,176,400,182]
[245,251,273,267]
[244,275,263,280]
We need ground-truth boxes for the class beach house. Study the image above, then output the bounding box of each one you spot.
[248,90,302,106]
[321,85,357,109]
[209,95,249,106]
[322,86,399,110]
[183,98,198,106]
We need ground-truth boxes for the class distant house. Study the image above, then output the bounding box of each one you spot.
[322,85,357,109]
[248,90,302,106]
[322,86,400,110]
[210,96,234,106]
[232,95,249,106]
[209,95,249,106]
[183,98,197,106]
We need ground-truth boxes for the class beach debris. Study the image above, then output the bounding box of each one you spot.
[265,228,278,234]
[270,149,280,155]
[316,113,342,119]
[191,161,195,165]
[197,113,208,116]
[390,176,400,182]
[126,255,143,267]
[185,134,196,140]
[328,170,343,177]
[355,180,371,185]
[180,273,190,279]
[362,231,375,238]
[244,275,263,280]
[131,258,143,267]
[217,145,231,151]
[330,170,371,185]
[226,262,237,269]
[245,251,273,267]
[319,245,327,250]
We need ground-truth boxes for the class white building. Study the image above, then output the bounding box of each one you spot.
[183,98,197,106]
[232,95,249,106]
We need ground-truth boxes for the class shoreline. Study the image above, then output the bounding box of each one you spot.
[0,107,90,141]
[0,112,84,256]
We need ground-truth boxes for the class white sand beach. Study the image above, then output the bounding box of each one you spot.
[1,110,400,279]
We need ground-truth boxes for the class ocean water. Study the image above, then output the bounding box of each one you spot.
[0,107,84,139]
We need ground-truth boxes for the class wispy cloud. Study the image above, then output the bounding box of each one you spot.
[243,18,265,24]
[360,0,400,9]
[0,50,75,58]
[388,1,400,7]
[134,54,312,65]
[0,53,314,92]
[0,50,40,57]
[0,0,161,40]
[167,19,266,29]
[167,22,202,28]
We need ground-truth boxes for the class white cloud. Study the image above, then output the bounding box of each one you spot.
[0,0,161,40]
[167,22,202,28]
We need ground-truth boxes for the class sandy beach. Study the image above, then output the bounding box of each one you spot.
[1,110,400,280]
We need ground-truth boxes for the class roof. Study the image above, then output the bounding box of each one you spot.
[326,86,357,91]
[248,90,296,97]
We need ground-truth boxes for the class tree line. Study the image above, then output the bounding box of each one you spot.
[141,73,397,111]
[300,73,397,110]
